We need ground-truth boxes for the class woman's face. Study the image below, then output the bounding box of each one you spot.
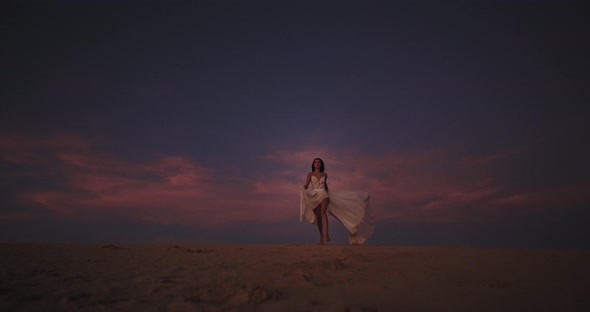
[313,159,322,169]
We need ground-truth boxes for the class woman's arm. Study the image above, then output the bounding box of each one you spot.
[303,172,311,189]
[325,173,329,191]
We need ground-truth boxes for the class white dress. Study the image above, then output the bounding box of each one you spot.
[300,175,374,245]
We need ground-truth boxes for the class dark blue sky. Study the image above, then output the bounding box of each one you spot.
[1,0,589,248]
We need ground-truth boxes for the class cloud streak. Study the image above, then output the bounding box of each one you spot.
[266,143,589,223]
[1,132,588,230]
[1,132,296,226]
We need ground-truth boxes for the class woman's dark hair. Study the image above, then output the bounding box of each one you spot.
[311,158,325,172]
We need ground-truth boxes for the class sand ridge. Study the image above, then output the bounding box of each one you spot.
[1,243,589,311]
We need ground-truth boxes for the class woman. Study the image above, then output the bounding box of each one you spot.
[300,158,374,245]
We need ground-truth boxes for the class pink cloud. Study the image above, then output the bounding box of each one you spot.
[422,188,499,211]
[492,194,530,205]
[2,132,586,227]
[264,143,587,223]
[1,132,297,226]
[491,185,590,209]
[458,144,529,167]
[0,212,34,221]
[17,156,280,226]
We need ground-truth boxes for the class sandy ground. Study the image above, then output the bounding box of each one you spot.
[1,243,589,311]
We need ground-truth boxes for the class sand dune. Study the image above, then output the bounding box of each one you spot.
[1,243,589,311]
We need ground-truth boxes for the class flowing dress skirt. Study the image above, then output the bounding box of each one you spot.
[300,187,375,245]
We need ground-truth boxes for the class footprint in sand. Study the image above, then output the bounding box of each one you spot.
[101,244,128,250]
[152,275,181,292]
[480,281,510,289]
[197,281,279,306]
[167,245,214,253]
[285,257,363,286]
[350,253,372,263]
[283,267,312,284]
[184,248,213,253]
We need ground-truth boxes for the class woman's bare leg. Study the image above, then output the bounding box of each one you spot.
[320,198,330,242]
[314,207,324,245]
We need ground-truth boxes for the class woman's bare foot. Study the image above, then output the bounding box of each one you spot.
[319,235,324,245]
